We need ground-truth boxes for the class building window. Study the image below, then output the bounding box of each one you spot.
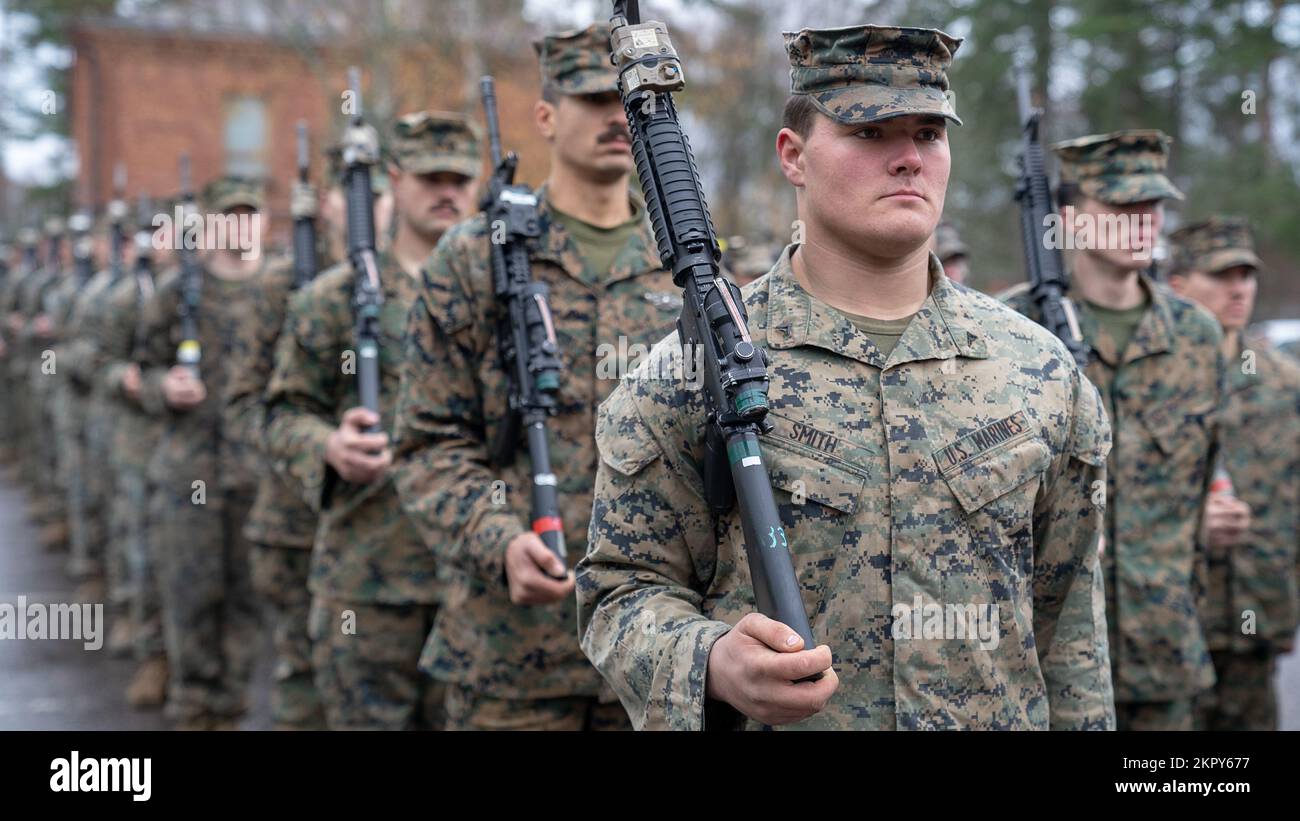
[224,96,267,177]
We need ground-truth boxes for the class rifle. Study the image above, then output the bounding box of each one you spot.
[291,120,320,290]
[1013,67,1087,368]
[341,66,383,433]
[107,163,128,284]
[608,1,817,656]
[131,195,157,357]
[175,154,202,378]
[69,211,94,285]
[20,228,39,275]
[480,74,567,566]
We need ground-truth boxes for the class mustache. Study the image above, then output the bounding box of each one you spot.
[431,200,461,214]
[597,125,632,144]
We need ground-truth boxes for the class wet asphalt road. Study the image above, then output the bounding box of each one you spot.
[0,474,271,730]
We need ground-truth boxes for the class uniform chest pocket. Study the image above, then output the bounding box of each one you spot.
[938,436,1052,587]
[937,436,1053,515]
[1138,403,1212,461]
[760,437,866,516]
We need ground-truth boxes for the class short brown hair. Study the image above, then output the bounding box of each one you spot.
[782,95,820,138]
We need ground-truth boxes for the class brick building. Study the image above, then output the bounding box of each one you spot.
[67,16,548,248]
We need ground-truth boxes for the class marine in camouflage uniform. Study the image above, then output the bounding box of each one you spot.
[135,177,268,729]
[390,24,682,731]
[51,213,115,596]
[1167,216,1299,731]
[223,248,324,729]
[19,219,72,549]
[265,111,481,730]
[578,25,1114,731]
[98,216,172,707]
[0,230,39,471]
[1002,131,1222,731]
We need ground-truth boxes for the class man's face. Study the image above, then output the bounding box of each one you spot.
[389,165,479,242]
[778,113,950,257]
[1172,265,1257,332]
[942,254,968,284]
[536,91,633,184]
[1069,195,1163,272]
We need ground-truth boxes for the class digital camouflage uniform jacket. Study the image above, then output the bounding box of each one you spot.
[99,273,160,476]
[136,264,265,491]
[263,254,436,605]
[1208,339,1300,653]
[1003,275,1223,702]
[578,248,1115,730]
[391,190,679,700]
[222,256,319,549]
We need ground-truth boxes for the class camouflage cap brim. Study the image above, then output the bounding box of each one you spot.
[208,192,264,212]
[1081,172,1183,204]
[398,156,481,178]
[807,83,961,126]
[1201,248,1262,274]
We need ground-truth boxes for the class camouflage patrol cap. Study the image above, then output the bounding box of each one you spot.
[783,25,963,125]
[534,22,620,95]
[1169,215,1262,275]
[934,221,967,260]
[201,176,265,212]
[44,216,65,237]
[386,110,482,178]
[1053,130,1183,205]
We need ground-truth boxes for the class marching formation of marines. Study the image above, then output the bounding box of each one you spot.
[0,14,1296,732]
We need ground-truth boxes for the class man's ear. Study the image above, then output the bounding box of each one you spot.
[776,127,806,188]
[387,162,402,191]
[534,99,557,141]
[1166,273,1188,295]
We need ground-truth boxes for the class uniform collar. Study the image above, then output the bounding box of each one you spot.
[763,245,989,369]
[1078,272,1175,366]
[532,182,662,287]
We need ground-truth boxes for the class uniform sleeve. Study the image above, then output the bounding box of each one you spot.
[263,284,343,514]
[223,271,286,451]
[1031,366,1116,730]
[576,367,736,731]
[390,237,522,587]
[135,277,179,417]
[97,283,141,403]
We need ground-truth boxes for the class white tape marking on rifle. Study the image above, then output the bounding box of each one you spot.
[535,473,557,486]
[632,30,658,49]
[741,457,761,467]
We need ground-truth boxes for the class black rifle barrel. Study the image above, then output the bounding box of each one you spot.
[343,67,383,432]
[292,120,319,290]
[175,154,202,378]
[609,0,816,655]
[480,74,567,566]
[1013,68,1087,368]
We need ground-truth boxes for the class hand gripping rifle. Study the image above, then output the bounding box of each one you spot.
[609,0,817,657]
[291,121,320,291]
[341,67,383,432]
[1014,67,1087,368]
[175,154,203,378]
[480,75,567,566]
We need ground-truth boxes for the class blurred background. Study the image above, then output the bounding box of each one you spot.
[0,0,1297,302]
